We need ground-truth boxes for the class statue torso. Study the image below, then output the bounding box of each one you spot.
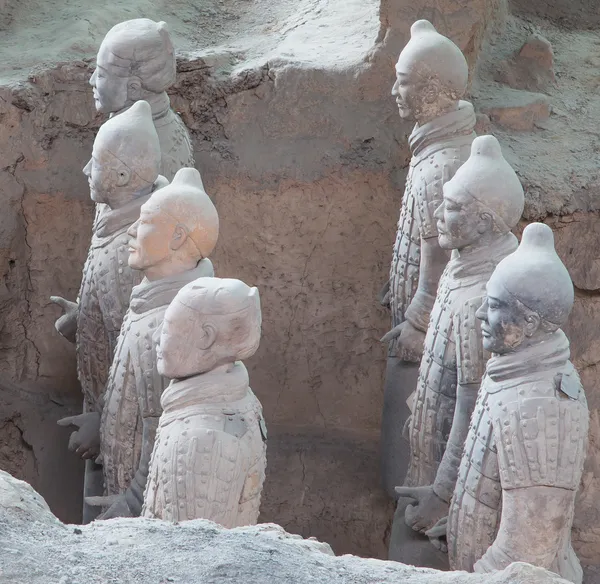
[143,366,267,527]
[77,225,142,413]
[388,132,474,355]
[155,108,195,181]
[448,362,588,580]
[405,235,518,487]
[99,305,166,495]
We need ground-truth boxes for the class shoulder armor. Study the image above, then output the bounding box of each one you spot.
[129,312,170,418]
[415,155,464,239]
[494,392,589,490]
[454,296,489,385]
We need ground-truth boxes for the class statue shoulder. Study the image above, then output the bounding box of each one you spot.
[413,153,466,240]
[493,389,589,490]
[453,295,489,385]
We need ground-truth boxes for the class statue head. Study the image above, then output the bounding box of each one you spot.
[391,20,468,123]
[476,223,574,354]
[83,100,161,206]
[127,167,219,281]
[90,18,176,114]
[434,135,524,251]
[157,277,261,379]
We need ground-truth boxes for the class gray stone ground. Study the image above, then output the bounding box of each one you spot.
[0,470,570,584]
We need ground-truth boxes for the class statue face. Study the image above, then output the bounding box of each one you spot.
[90,43,130,114]
[476,278,530,354]
[83,148,122,205]
[127,201,177,273]
[391,63,423,120]
[157,302,201,378]
[435,180,488,250]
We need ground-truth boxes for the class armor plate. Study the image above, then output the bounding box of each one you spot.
[388,141,471,355]
[143,389,267,527]
[77,228,141,413]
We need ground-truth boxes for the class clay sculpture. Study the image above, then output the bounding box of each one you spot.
[143,277,267,527]
[50,100,167,522]
[443,222,588,584]
[90,167,218,519]
[380,20,477,498]
[390,135,524,564]
[91,18,195,180]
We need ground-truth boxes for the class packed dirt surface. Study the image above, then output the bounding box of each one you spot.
[474,14,600,219]
[0,470,573,584]
[0,0,379,82]
[509,0,600,30]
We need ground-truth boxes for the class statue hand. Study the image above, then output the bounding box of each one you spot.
[425,516,448,553]
[378,279,391,308]
[381,321,426,361]
[395,485,448,533]
[380,322,404,344]
[50,296,78,343]
[86,494,133,520]
[397,321,426,361]
[401,415,412,440]
[57,412,101,460]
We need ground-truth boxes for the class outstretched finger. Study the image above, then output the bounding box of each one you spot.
[50,296,69,310]
[395,486,423,501]
[85,495,119,508]
[381,324,404,343]
[58,413,86,428]
[425,520,448,539]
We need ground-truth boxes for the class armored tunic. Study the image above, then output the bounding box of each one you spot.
[143,362,267,527]
[77,180,168,414]
[448,330,588,583]
[387,101,476,357]
[99,259,214,506]
[405,235,518,487]
[154,106,195,181]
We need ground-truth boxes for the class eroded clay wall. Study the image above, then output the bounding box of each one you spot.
[15,0,600,563]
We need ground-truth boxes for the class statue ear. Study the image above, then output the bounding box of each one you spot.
[127,77,143,101]
[477,212,493,234]
[422,78,441,105]
[197,323,217,350]
[169,224,189,251]
[115,166,131,187]
[523,312,541,337]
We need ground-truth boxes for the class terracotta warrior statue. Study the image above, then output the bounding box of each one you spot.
[380,19,477,497]
[50,100,167,522]
[143,277,267,527]
[390,135,524,565]
[91,18,195,180]
[438,222,588,584]
[86,167,219,519]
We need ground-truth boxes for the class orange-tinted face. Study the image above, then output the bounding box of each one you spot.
[127,201,176,274]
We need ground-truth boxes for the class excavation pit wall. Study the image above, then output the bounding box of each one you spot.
[4,0,600,571]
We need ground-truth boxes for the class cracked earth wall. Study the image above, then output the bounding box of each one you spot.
[9,0,600,567]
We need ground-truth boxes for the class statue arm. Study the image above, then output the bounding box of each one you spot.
[432,380,479,502]
[474,485,576,572]
[124,414,160,516]
[435,296,488,501]
[403,235,448,332]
